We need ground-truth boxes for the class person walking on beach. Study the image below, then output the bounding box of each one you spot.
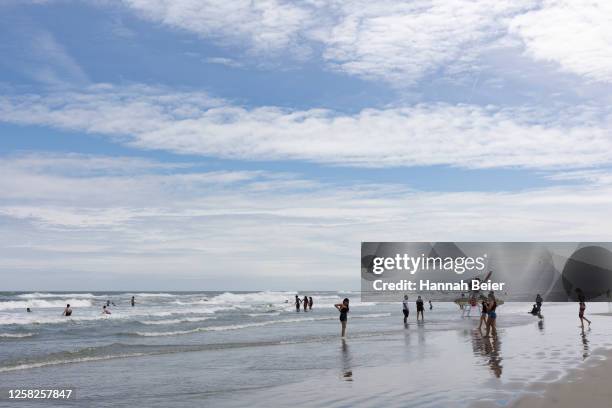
[63,304,72,316]
[478,299,488,330]
[578,299,591,329]
[416,296,424,321]
[485,295,497,337]
[402,295,410,323]
[576,288,591,329]
[303,295,309,312]
[131,296,135,307]
[308,297,313,310]
[429,300,433,310]
[335,298,350,338]
[579,301,591,328]
[295,295,302,311]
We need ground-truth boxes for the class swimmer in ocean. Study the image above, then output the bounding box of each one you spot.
[63,304,72,316]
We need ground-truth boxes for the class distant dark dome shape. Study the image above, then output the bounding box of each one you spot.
[562,246,612,301]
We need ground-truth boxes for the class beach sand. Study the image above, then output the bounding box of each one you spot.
[511,348,612,408]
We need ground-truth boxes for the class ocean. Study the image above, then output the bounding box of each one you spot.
[2,291,612,407]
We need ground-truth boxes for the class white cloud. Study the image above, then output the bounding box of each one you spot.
[2,153,612,288]
[319,0,529,84]
[96,0,612,86]
[112,0,525,83]
[509,0,612,83]
[1,85,612,170]
[118,0,316,56]
[205,57,243,68]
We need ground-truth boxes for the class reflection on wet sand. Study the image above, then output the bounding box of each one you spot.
[340,339,353,381]
[471,329,503,378]
[417,323,426,346]
[580,327,590,359]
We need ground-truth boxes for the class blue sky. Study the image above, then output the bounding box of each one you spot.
[1,0,612,290]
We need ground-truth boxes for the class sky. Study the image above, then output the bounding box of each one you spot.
[1,0,612,291]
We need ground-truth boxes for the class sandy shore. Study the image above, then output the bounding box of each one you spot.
[511,348,612,408]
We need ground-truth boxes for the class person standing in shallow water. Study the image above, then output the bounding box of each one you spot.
[295,295,301,311]
[303,295,309,312]
[485,295,497,338]
[478,299,488,330]
[416,296,424,321]
[131,296,135,307]
[308,297,313,310]
[402,295,410,323]
[335,298,350,338]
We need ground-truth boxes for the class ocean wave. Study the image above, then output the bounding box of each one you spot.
[207,291,296,305]
[0,353,147,373]
[132,317,332,336]
[0,309,221,326]
[16,293,98,299]
[132,313,389,337]
[247,312,281,317]
[169,301,239,313]
[139,316,215,325]
[0,299,93,311]
[128,293,177,298]
[354,313,391,318]
[0,332,36,338]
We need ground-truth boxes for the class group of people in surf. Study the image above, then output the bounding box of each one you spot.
[60,296,136,317]
[402,295,432,323]
[528,290,593,329]
[294,295,313,311]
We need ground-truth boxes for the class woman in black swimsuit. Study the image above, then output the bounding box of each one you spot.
[479,299,488,330]
[579,301,591,328]
[576,289,591,329]
[335,298,350,338]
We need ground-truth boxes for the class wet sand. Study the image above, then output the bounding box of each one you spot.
[512,345,612,408]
